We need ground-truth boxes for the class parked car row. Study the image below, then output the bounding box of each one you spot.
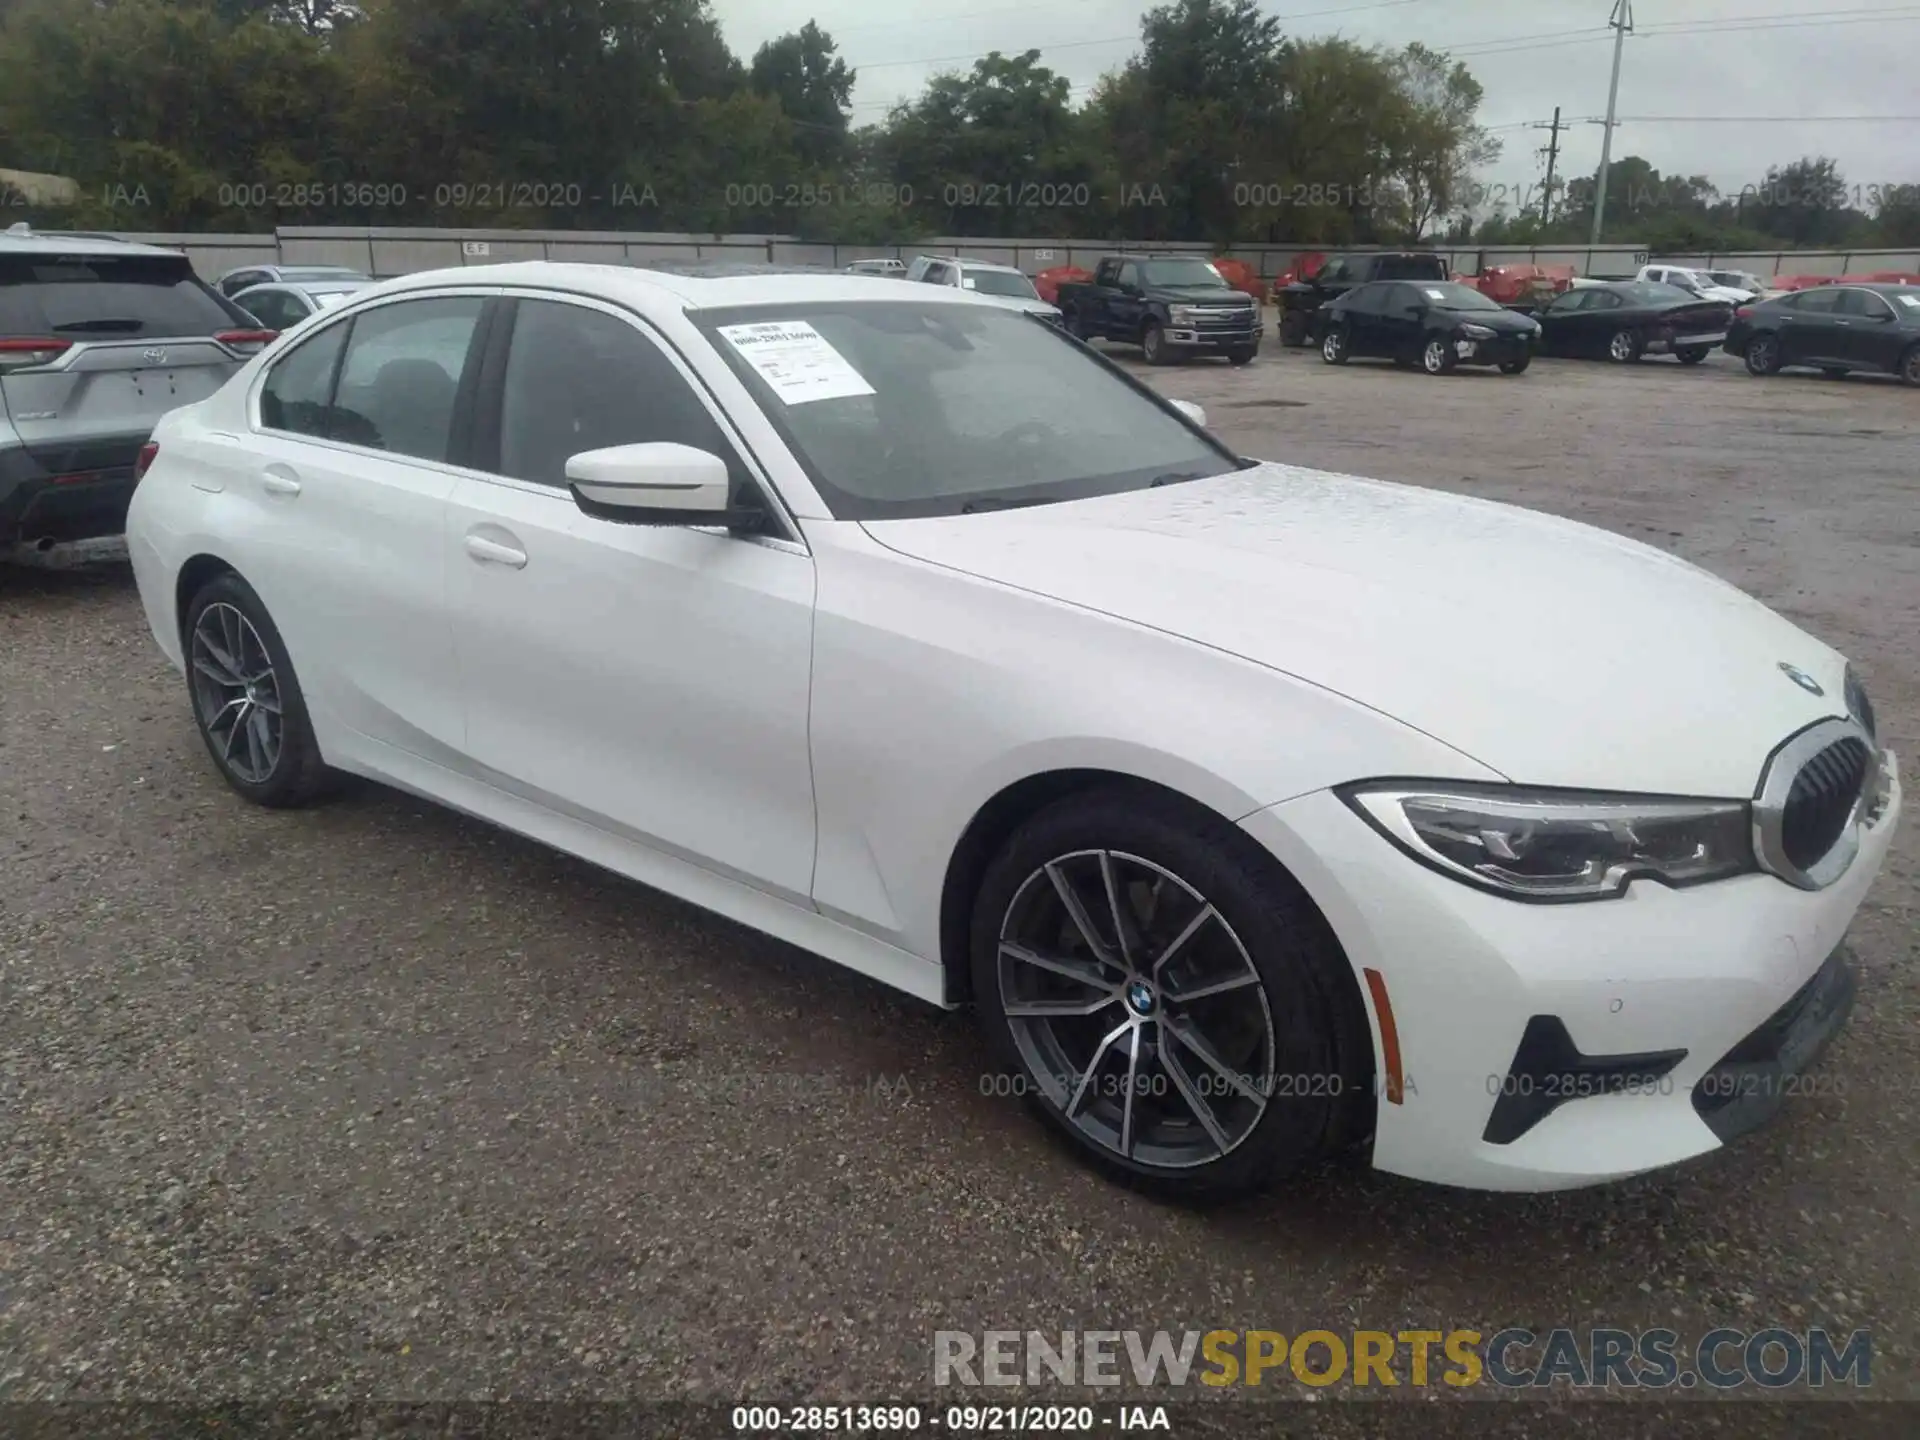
[1289,266,1920,385]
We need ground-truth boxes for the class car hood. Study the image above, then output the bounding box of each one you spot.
[971,292,1060,318]
[861,464,1845,797]
[1154,286,1254,304]
[1438,307,1539,334]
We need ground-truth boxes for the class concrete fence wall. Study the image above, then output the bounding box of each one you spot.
[84,226,1920,283]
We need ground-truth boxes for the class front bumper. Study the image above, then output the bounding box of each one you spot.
[1240,756,1900,1191]
[1163,323,1262,352]
[1453,335,1534,365]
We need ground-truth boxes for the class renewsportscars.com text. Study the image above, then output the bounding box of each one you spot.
[933,1327,1872,1390]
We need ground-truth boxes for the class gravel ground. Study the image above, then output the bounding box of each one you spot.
[2,343,1916,1432]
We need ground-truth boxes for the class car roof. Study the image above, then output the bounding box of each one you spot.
[0,226,186,260]
[367,260,1015,312]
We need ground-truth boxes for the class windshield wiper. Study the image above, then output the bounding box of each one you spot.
[1149,470,1210,488]
[960,496,1050,514]
[52,318,144,333]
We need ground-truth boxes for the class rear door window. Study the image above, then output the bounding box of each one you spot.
[1376,255,1444,281]
[0,253,244,339]
[259,321,350,438]
[328,297,486,462]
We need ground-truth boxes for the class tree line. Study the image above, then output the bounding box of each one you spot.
[1,0,1914,250]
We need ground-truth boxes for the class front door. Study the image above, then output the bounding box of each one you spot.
[445,294,818,902]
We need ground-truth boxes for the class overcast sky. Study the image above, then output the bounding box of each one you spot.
[711,0,1920,206]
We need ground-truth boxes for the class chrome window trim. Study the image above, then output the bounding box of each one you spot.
[1752,716,1881,891]
[245,285,805,549]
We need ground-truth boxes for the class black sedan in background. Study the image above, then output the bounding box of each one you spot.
[1312,281,1541,375]
[1535,281,1733,364]
[1725,283,1920,385]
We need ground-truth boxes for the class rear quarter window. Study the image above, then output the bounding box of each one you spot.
[0,254,248,338]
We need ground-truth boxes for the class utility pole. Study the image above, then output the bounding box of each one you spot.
[1532,107,1570,225]
[1591,0,1634,244]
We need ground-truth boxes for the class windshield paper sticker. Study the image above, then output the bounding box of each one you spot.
[1424,288,1448,299]
[718,321,876,405]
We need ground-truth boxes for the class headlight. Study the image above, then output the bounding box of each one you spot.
[1460,323,1497,339]
[1844,665,1876,742]
[1338,782,1755,901]
[1168,305,1200,324]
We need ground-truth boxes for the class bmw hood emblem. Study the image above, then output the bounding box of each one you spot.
[1779,662,1825,696]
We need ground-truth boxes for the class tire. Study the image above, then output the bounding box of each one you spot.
[182,571,335,808]
[970,787,1373,1201]
[1279,310,1310,348]
[1228,348,1256,367]
[1902,344,1920,387]
[1607,329,1644,364]
[1498,354,1532,375]
[1678,347,1710,365]
[1065,310,1090,341]
[1142,322,1170,366]
[1821,366,1849,380]
[1745,333,1783,376]
[1320,326,1349,365]
[1420,336,1455,375]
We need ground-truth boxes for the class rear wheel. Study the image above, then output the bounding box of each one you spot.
[183,572,335,808]
[1678,346,1710,365]
[1279,310,1310,348]
[1745,333,1783,376]
[1607,329,1644,364]
[970,788,1372,1200]
[1421,337,1456,375]
[1320,326,1349,365]
[1142,322,1171,366]
[1499,353,1532,375]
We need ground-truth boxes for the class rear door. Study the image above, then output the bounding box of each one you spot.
[235,292,493,758]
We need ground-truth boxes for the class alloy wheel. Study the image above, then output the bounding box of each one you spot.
[1322,330,1345,363]
[1747,337,1780,375]
[1423,339,1449,374]
[1903,347,1920,386]
[996,849,1277,1169]
[189,602,284,784]
[1609,330,1638,362]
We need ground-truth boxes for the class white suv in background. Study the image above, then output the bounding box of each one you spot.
[1637,264,1757,305]
[911,255,1062,324]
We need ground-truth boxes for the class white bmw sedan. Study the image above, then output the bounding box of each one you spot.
[126,262,1901,1198]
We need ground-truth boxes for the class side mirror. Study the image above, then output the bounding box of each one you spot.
[1171,399,1207,428]
[566,442,737,527]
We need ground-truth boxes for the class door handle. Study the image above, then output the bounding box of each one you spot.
[465,534,528,569]
[260,464,301,497]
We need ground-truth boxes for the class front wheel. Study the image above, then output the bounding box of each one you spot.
[1607,329,1644,364]
[1901,344,1920,387]
[183,571,336,807]
[970,788,1373,1199]
[1821,366,1849,380]
[1421,337,1456,375]
[1320,327,1349,365]
[1228,348,1257,367]
[1678,346,1710,365]
[1065,310,1091,341]
[1745,333,1783,376]
[1142,322,1171,366]
[1499,354,1532,375]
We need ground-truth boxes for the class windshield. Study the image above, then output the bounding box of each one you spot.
[1137,259,1228,288]
[697,301,1242,520]
[963,268,1039,300]
[1415,283,1504,312]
